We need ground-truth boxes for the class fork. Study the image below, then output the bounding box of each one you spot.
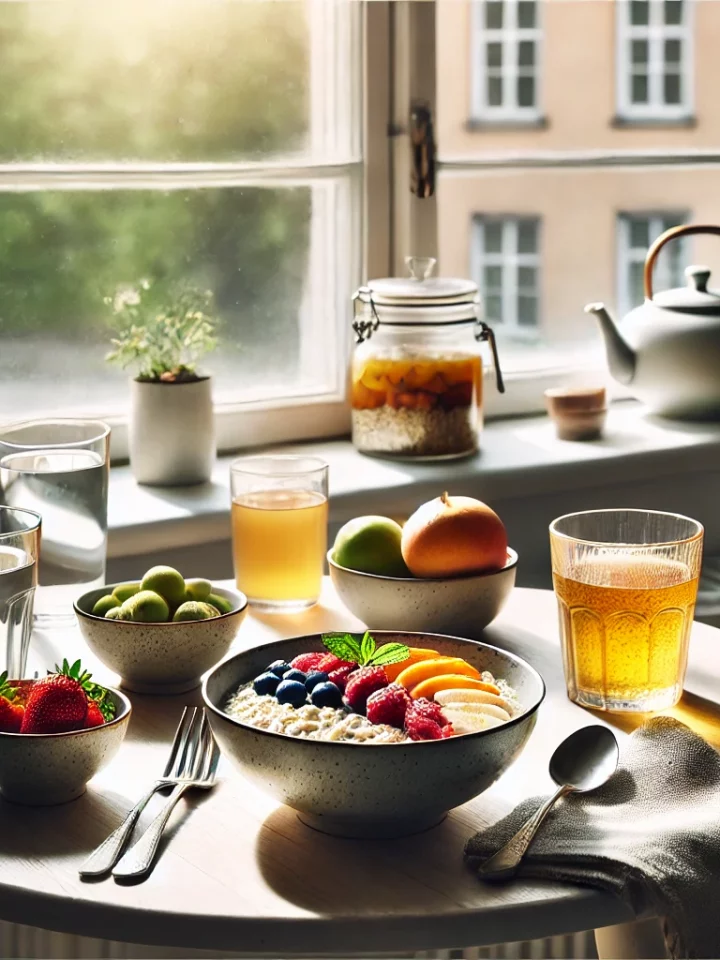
[79,706,204,878]
[112,708,220,880]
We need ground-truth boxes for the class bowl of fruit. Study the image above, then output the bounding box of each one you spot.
[328,492,517,637]
[75,565,247,695]
[203,629,544,838]
[0,659,130,805]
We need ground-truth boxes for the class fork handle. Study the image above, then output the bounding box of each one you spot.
[477,783,574,881]
[79,784,161,878]
[112,782,191,879]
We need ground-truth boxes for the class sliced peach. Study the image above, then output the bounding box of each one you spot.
[409,674,501,701]
[395,657,480,691]
[384,647,440,683]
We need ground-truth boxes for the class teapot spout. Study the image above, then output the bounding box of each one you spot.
[584,302,636,385]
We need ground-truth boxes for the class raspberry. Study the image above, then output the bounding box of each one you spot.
[406,698,447,727]
[441,723,455,738]
[328,664,356,691]
[405,715,443,741]
[317,653,354,673]
[291,652,325,672]
[366,684,411,728]
[344,667,388,713]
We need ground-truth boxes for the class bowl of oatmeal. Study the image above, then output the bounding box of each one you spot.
[202,631,544,838]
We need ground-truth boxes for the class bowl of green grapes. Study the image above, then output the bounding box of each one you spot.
[74,565,248,695]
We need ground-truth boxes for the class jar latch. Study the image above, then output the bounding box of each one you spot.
[351,287,380,343]
[475,320,505,393]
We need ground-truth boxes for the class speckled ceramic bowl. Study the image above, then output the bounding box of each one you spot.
[75,584,248,695]
[328,549,518,638]
[203,631,544,839]
[0,684,131,805]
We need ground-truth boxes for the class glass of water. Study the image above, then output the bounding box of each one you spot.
[0,507,40,678]
[0,420,110,626]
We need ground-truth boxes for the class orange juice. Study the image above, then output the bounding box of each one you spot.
[231,489,328,608]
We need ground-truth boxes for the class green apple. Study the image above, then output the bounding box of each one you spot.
[141,565,186,607]
[124,590,170,623]
[173,601,219,622]
[207,593,233,614]
[92,594,120,617]
[112,582,140,603]
[105,606,125,620]
[185,578,212,602]
[332,516,411,577]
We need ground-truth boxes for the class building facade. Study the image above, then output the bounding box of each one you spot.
[437,0,720,349]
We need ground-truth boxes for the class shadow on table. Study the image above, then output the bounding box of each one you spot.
[583,690,720,750]
[123,687,205,745]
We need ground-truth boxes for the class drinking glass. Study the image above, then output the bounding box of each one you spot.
[0,507,40,679]
[0,420,110,626]
[550,509,703,713]
[231,456,328,612]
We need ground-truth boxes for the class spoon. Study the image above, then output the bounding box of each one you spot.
[477,724,619,880]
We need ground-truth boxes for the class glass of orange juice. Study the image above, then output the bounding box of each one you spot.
[550,509,703,713]
[230,456,328,612]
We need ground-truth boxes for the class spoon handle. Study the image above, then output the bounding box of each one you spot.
[477,782,573,880]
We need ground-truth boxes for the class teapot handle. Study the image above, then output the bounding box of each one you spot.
[644,223,720,299]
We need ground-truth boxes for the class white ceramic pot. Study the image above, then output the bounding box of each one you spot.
[129,377,215,486]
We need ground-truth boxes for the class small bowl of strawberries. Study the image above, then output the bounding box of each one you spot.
[0,659,131,806]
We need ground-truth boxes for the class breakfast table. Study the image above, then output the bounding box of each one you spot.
[2,579,719,958]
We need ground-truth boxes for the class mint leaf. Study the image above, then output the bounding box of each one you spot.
[322,632,363,664]
[368,642,411,667]
[359,631,376,666]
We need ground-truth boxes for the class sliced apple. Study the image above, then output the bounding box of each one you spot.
[384,647,440,683]
[395,657,480,691]
[409,673,500,700]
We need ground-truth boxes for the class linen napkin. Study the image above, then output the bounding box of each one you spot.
[465,717,720,960]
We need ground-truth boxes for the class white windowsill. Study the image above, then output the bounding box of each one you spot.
[108,401,720,559]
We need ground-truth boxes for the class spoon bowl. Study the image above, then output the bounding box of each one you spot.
[549,724,619,792]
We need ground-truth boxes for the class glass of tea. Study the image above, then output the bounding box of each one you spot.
[550,509,703,713]
[230,455,329,613]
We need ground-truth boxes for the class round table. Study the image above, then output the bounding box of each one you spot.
[1,582,719,956]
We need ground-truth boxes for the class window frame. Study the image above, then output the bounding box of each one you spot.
[616,0,693,121]
[616,211,690,317]
[470,0,543,123]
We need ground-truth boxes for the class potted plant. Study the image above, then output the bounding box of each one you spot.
[106,280,219,486]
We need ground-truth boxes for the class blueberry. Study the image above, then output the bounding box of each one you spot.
[276,679,308,707]
[311,681,343,708]
[253,672,280,696]
[283,668,307,684]
[267,660,291,678]
[305,670,328,692]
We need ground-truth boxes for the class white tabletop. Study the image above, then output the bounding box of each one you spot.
[1,581,719,955]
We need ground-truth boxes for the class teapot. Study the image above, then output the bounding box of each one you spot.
[586,224,720,420]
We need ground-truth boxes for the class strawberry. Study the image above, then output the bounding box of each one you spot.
[366,684,411,729]
[344,667,388,714]
[290,652,325,673]
[20,659,92,734]
[327,663,356,691]
[84,701,105,728]
[0,672,24,733]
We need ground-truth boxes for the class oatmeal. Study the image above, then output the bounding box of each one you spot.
[352,406,477,459]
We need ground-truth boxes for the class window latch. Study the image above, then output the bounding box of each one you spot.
[409,101,435,199]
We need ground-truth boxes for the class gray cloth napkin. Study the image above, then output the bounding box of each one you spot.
[465,717,720,960]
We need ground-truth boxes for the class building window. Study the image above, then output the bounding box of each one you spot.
[471,0,542,121]
[472,217,541,339]
[617,213,689,315]
[616,0,692,120]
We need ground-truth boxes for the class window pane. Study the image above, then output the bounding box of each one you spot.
[485,1,504,29]
[664,73,681,104]
[485,295,503,322]
[632,39,649,64]
[517,295,538,327]
[518,40,535,67]
[632,74,649,103]
[664,0,683,25]
[0,1,318,163]
[665,39,681,63]
[487,42,503,68]
[630,0,649,25]
[629,218,650,248]
[483,222,503,253]
[518,1,536,28]
[484,265,503,289]
[518,219,538,253]
[488,76,503,106]
[517,77,535,108]
[629,261,645,307]
[518,266,537,289]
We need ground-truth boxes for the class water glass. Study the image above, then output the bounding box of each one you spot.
[0,419,110,625]
[0,507,40,679]
[231,456,328,612]
[550,509,703,713]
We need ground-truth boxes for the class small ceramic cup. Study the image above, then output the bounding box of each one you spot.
[544,386,607,441]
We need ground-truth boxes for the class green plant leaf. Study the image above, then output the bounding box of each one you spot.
[321,632,363,664]
[359,631,376,665]
[368,642,411,667]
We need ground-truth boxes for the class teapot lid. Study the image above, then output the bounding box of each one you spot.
[653,265,720,312]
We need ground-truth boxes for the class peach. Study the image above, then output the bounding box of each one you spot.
[409,674,501,700]
[394,657,480,691]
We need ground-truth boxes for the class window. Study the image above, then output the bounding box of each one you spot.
[472,217,540,340]
[617,0,692,120]
[0,0,365,453]
[471,0,542,121]
[617,213,689,315]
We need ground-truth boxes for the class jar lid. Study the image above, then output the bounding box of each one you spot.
[359,257,478,308]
